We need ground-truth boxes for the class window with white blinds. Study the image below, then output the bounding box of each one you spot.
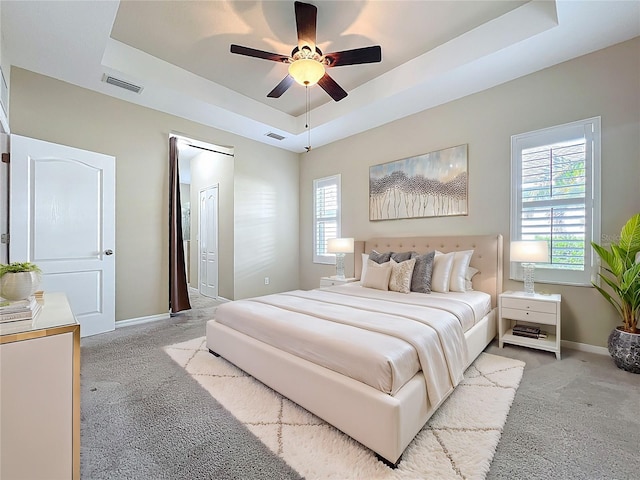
[313,174,341,264]
[510,117,601,286]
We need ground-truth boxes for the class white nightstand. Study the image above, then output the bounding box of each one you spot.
[499,290,562,359]
[320,276,357,288]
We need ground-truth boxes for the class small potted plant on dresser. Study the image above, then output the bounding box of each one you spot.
[591,212,640,373]
[0,262,42,301]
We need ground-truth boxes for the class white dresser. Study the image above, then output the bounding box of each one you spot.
[0,292,80,480]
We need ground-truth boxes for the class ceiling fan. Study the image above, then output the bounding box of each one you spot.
[230,1,382,102]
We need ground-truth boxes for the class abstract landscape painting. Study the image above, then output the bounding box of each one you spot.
[369,145,468,220]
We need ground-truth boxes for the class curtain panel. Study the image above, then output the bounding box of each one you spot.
[169,136,192,313]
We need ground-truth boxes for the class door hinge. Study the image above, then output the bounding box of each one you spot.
[0,233,8,244]
[1,153,9,163]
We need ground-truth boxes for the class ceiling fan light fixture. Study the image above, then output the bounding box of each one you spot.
[288,59,325,86]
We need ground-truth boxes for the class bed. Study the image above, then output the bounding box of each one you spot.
[206,234,503,466]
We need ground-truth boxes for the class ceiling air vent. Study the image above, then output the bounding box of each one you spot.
[102,74,143,94]
[265,132,285,141]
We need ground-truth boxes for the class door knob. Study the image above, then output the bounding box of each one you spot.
[105,249,114,256]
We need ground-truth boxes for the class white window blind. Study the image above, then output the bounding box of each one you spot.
[313,174,341,264]
[511,117,601,286]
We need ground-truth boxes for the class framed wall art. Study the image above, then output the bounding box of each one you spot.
[369,144,468,221]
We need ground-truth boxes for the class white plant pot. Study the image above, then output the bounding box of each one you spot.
[0,271,41,301]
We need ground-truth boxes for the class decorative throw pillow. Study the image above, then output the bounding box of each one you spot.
[431,252,455,293]
[389,258,416,294]
[391,251,413,263]
[360,253,370,280]
[410,251,435,293]
[449,250,474,292]
[361,259,392,291]
[368,250,391,264]
[465,266,479,291]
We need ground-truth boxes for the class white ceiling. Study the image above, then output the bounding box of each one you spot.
[3,1,639,153]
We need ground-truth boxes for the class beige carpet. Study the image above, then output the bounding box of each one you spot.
[166,337,525,480]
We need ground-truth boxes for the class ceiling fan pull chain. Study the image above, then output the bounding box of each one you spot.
[305,86,312,152]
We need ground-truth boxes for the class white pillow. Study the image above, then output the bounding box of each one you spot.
[361,259,392,291]
[449,250,474,292]
[360,253,370,280]
[465,266,479,291]
[431,252,455,293]
[389,258,416,294]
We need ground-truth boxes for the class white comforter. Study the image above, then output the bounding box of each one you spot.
[213,286,473,408]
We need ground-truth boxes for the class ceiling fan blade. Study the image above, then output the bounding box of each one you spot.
[317,73,348,102]
[295,1,317,49]
[324,46,382,67]
[267,75,295,98]
[230,44,289,63]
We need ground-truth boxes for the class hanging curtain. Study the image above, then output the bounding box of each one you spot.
[169,136,191,314]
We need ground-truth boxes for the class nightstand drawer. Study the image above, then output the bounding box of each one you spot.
[501,297,557,314]
[501,307,557,326]
[319,277,357,288]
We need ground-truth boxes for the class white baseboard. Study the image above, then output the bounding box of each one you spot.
[116,313,170,329]
[561,339,608,356]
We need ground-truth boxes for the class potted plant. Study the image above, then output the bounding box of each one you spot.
[0,262,42,301]
[591,212,640,373]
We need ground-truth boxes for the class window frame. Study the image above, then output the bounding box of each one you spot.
[313,174,341,265]
[510,117,601,287]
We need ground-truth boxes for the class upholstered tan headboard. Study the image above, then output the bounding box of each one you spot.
[355,235,503,308]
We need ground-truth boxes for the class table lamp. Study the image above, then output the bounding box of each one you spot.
[327,238,354,280]
[510,240,549,295]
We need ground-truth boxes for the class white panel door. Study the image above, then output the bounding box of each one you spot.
[9,134,116,336]
[199,185,218,298]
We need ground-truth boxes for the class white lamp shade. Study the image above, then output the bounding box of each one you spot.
[327,237,354,254]
[510,240,549,263]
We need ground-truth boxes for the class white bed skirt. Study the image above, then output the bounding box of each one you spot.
[206,308,496,464]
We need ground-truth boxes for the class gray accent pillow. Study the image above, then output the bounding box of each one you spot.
[391,251,414,263]
[369,250,391,264]
[410,251,436,293]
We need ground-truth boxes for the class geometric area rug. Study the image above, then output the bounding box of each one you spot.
[165,337,525,480]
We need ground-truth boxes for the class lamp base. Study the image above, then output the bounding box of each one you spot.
[335,253,346,280]
[523,263,536,295]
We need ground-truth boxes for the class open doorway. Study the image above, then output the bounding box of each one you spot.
[174,135,233,299]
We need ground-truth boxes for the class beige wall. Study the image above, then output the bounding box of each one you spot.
[10,68,300,321]
[233,142,300,299]
[300,37,640,348]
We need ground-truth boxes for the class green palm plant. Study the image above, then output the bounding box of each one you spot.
[591,213,640,333]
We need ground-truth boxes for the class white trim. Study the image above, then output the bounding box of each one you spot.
[510,116,601,287]
[561,339,608,356]
[115,296,229,329]
[115,313,170,328]
[169,132,234,156]
[312,174,341,265]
